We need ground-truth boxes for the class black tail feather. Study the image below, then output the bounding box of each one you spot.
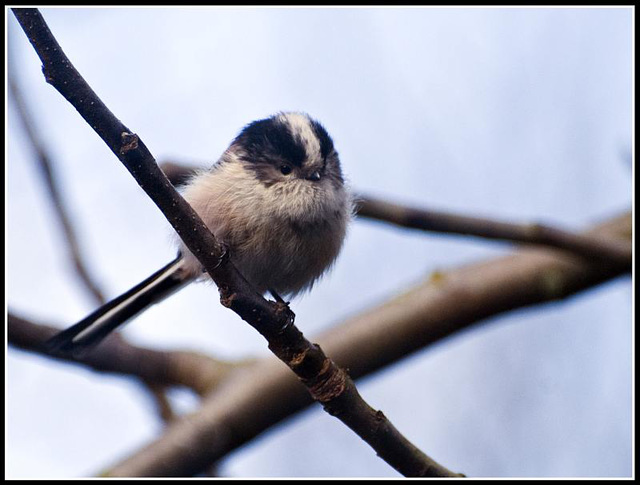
[45,256,192,358]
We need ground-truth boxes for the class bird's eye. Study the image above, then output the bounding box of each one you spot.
[280,164,292,175]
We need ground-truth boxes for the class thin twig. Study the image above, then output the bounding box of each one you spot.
[355,195,632,267]
[13,8,459,478]
[8,67,106,305]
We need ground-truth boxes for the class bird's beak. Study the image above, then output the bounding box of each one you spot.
[306,171,321,182]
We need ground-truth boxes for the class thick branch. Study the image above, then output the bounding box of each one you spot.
[13,8,457,477]
[106,211,630,477]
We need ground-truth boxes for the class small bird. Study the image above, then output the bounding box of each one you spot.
[46,112,352,357]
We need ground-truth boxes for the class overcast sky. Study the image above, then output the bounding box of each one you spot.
[7,6,633,478]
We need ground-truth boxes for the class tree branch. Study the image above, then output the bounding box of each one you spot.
[105,211,630,477]
[12,8,458,477]
[8,206,630,476]
[356,195,631,266]
[8,64,106,305]
[8,311,237,396]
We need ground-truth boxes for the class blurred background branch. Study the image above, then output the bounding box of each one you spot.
[8,311,241,396]
[355,195,632,266]
[8,66,106,306]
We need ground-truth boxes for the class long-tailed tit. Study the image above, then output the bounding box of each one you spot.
[46,112,352,356]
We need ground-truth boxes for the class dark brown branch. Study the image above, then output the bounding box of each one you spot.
[106,211,630,477]
[356,195,632,267]
[8,66,106,305]
[13,8,457,477]
[8,311,235,396]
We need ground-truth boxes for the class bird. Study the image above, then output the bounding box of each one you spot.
[45,112,352,357]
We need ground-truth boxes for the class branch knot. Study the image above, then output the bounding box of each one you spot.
[305,358,347,404]
[120,131,139,155]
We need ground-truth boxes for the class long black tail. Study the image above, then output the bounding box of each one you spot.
[45,255,193,358]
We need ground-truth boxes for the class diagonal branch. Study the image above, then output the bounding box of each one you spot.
[12,8,459,478]
[355,195,632,266]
